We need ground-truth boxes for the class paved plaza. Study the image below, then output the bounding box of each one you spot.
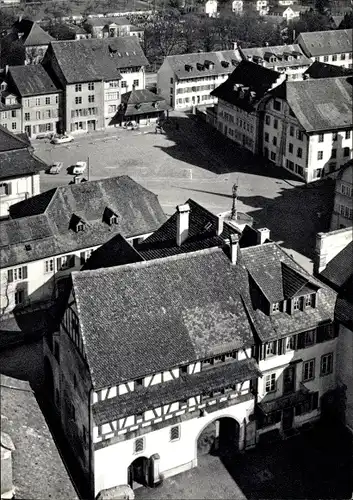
[34,113,335,273]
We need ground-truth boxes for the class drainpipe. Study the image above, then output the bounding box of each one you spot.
[89,387,94,499]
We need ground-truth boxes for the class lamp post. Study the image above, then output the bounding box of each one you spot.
[231,182,238,220]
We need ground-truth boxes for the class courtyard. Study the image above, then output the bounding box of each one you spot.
[34,112,335,274]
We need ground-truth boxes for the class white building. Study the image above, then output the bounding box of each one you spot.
[0,125,45,218]
[232,0,243,13]
[330,161,353,230]
[262,76,353,182]
[0,176,166,315]
[241,44,312,80]
[205,0,218,17]
[296,29,353,69]
[157,49,243,110]
[210,60,285,154]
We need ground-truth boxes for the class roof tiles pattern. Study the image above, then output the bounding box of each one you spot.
[166,50,242,80]
[8,65,60,96]
[297,29,352,57]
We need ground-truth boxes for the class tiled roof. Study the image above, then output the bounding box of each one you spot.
[12,19,54,46]
[242,44,312,67]
[335,296,353,329]
[303,60,353,79]
[92,358,260,424]
[166,50,242,80]
[48,37,148,84]
[320,241,353,292]
[82,233,143,270]
[137,199,238,260]
[87,16,131,27]
[0,124,30,152]
[270,77,353,132]
[1,176,166,267]
[72,248,256,389]
[296,29,353,57]
[8,64,60,96]
[120,88,171,117]
[211,60,282,111]
[241,242,337,341]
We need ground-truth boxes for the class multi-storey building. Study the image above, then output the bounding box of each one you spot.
[232,0,244,13]
[157,49,243,109]
[0,83,21,132]
[210,60,285,154]
[0,125,45,218]
[296,29,353,69]
[244,0,269,15]
[42,37,148,133]
[4,65,62,138]
[42,212,339,498]
[262,76,353,182]
[84,16,144,41]
[330,161,353,230]
[241,44,312,80]
[0,176,166,315]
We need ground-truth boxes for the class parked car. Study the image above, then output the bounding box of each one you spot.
[72,161,87,175]
[51,134,74,144]
[69,176,87,185]
[47,162,63,174]
[124,120,138,130]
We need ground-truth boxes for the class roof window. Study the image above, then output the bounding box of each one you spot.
[70,214,86,233]
[221,60,230,68]
[196,62,205,71]
[103,207,119,225]
[185,64,193,72]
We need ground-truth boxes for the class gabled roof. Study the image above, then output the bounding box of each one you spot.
[72,248,256,389]
[8,64,60,97]
[82,233,143,270]
[296,29,353,57]
[242,44,312,67]
[120,88,171,117]
[303,60,353,79]
[48,37,148,84]
[0,124,30,152]
[320,241,353,293]
[1,176,166,267]
[211,60,282,111]
[165,50,242,80]
[12,19,54,46]
[136,199,238,260]
[270,76,353,132]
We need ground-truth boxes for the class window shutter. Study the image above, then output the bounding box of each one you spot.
[57,257,61,270]
[278,339,284,355]
[311,392,319,410]
[7,183,12,195]
[22,266,27,279]
[80,252,86,265]
[7,269,13,283]
[69,255,75,268]
[297,332,305,349]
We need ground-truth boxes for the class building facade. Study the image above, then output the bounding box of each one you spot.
[157,49,243,109]
[330,161,353,230]
[296,29,353,69]
[0,86,21,133]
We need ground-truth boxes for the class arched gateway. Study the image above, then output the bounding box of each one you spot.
[197,416,240,457]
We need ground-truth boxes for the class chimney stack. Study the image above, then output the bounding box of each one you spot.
[217,215,224,236]
[229,233,239,265]
[256,227,270,245]
[176,203,190,247]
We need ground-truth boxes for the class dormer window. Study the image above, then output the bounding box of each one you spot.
[76,221,85,232]
[70,214,86,233]
[272,302,280,313]
[304,293,315,308]
[293,297,300,311]
[103,207,118,225]
[265,341,276,357]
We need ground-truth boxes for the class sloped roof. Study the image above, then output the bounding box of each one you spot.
[320,241,353,292]
[242,44,312,67]
[12,19,54,46]
[297,29,353,57]
[82,233,143,270]
[87,16,131,27]
[120,88,171,117]
[165,50,242,80]
[211,60,281,111]
[270,76,353,132]
[8,64,60,96]
[303,60,353,79]
[49,37,148,84]
[0,124,29,152]
[1,176,166,267]
[72,248,256,389]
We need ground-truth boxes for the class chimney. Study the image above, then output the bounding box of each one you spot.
[256,227,270,245]
[233,41,238,50]
[5,65,9,74]
[176,203,190,246]
[217,215,224,236]
[229,234,239,265]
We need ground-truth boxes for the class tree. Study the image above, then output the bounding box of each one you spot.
[144,11,185,63]
[288,10,334,39]
[339,11,353,29]
[315,0,331,15]
[46,22,77,40]
[43,1,72,21]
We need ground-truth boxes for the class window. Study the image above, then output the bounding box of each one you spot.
[333,132,338,141]
[332,55,337,62]
[345,130,351,140]
[8,266,27,282]
[25,112,30,121]
[297,130,303,141]
[57,255,75,270]
[170,77,173,84]
[88,82,95,91]
[83,425,88,445]
[266,342,276,357]
[0,182,11,196]
[264,132,269,142]
[288,143,293,154]
[170,425,180,441]
[344,147,350,157]
[45,97,50,105]
[317,151,323,160]
[108,105,117,114]
[265,373,276,393]
[75,96,82,105]
[293,297,300,311]
[36,111,41,120]
[44,259,54,273]
[109,81,119,88]
[304,294,314,308]
[331,148,337,158]
[318,133,324,142]
[121,81,127,88]
[272,136,277,146]
[272,302,280,313]
[11,122,16,130]
[11,110,16,118]
[134,437,144,453]
[107,92,118,100]
[304,329,315,346]
[321,353,333,376]
[15,289,25,305]
[289,125,294,137]
[286,335,296,351]
[340,53,346,60]
[303,359,315,381]
[54,341,60,363]
[273,118,278,129]
[55,95,58,104]
[133,79,139,87]
[295,392,318,415]
[35,98,41,106]
[323,55,329,62]
[273,100,281,111]
[88,95,95,103]
[135,378,143,388]
[265,115,271,125]
[75,84,82,92]
[270,151,276,161]
[297,147,302,158]
[68,401,76,421]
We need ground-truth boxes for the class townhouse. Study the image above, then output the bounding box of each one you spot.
[241,44,312,80]
[314,226,353,431]
[0,176,166,315]
[232,0,244,13]
[0,125,45,218]
[117,88,171,127]
[42,37,148,133]
[296,29,353,69]
[262,76,353,182]
[84,16,144,41]
[42,209,339,498]
[0,82,21,132]
[4,65,62,138]
[157,49,243,110]
[330,160,353,230]
[210,60,285,154]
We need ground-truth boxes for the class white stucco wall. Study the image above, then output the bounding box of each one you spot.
[0,174,40,218]
[314,226,353,274]
[337,324,353,432]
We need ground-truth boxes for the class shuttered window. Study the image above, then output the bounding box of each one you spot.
[7,266,27,282]
[134,438,144,453]
[170,425,180,441]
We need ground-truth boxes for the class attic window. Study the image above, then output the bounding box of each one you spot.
[76,221,85,232]
[231,59,238,66]
[153,101,159,109]
[135,103,141,109]
[103,207,118,225]
[203,222,213,232]
[272,302,280,313]
[70,214,86,233]
[25,244,32,251]
[196,62,204,71]
[304,293,315,308]
[221,60,229,68]
[185,64,193,72]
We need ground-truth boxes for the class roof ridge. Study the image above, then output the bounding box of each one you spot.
[0,124,28,149]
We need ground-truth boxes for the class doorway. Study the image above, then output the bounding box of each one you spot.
[128,457,149,488]
[87,120,96,131]
[197,417,240,457]
[25,125,31,137]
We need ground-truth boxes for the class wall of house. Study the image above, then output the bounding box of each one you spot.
[93,397,254,495]
[22,93,61,138]
[310,52,353,69]
[217,99,257,153]
[0,173,40,218]
[314,226,353,274]
[330,164,353,230]
[0,107,22,133]
[337,323,353,432]
[66,82,104,134]
[157,60,174,107]
[120,67,145,95]
[103,80,121,127]
[173,73,230,110]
